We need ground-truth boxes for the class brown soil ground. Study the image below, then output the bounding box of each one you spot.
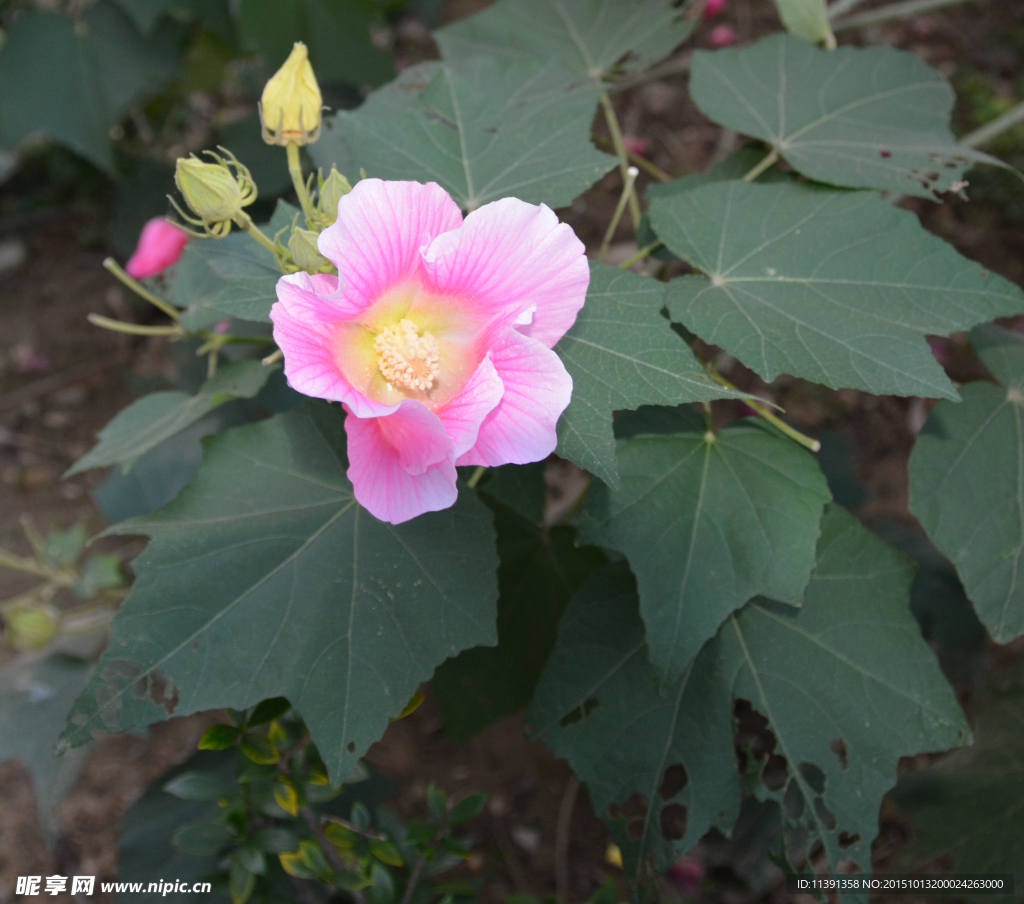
[1,1,1023,903]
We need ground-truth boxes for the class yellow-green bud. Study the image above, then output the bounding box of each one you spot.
[4,603,58,652]
[289,227,333,274]
[316,165,351,226]
[260,42,323,146]
[171,149,257,239]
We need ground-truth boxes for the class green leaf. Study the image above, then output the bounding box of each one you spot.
[479,461,547,526]
[239,0,393,88]
[426,783,447,822]
[0,656,93,841]
[198,723,242,750]
[890,688,1024,886]
[172,820,235,856]
[435,0,697,87]
[73,554,124,599]
[449,793,487,827]
[313,57,614,211]
[651,180,1024,399]
[715,506,968,873]
[247,696,292,727]
[230,857,256,904]
[43,523,87,567]
[61,402,499,785]
[771,0,834,46]
[583,420,830,685]
[162,770,233,801]
[0,3,178,174]
[554,263,742,488]
[526,563,740,886]
[251,827,301,853]
[909,324,1024,643]
[433,503,606,741]
[109,0,175,33]
[67,360,275,476]
[688,34,1003,198]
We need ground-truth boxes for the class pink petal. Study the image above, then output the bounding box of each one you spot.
[345,400,458,524]
[704,0,727,17]
[125,217,189,279]
[456,329,572,467]
[318,179,463,315]
[436,355,505,458]
[271,272,396,418]
[421,197,589,349]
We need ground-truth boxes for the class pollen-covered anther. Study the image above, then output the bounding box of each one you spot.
[374,318,441,392]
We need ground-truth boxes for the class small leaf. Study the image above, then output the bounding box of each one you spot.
[909,324,1024,643]
[426,784,447,823]
[172,820,234,856]
[72,555,124,599]
[651,179,1024,399]
[370,863,395,904]
[236,845,266,876]
[772,0,834,46]
[688,34,1004,197]
[370,840,404,867]
[199,724,242,750]
[246,696,291,727]
[162,770,232,801]
[229,857,256,904]
[240,734,280,765]
[43,523,86,568]
[554,263,743,487]
[273,777,301,816]
[449,793,487,827]
[393,692,425,721]
[251,827,300,853]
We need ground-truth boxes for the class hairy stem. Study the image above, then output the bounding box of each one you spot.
[287,143,316,220]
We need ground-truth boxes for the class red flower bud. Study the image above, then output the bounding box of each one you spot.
[125,217,189,279]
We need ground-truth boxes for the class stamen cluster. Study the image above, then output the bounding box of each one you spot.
[374,319,441,392]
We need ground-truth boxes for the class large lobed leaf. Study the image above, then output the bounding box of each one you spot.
[910,325,1024,644]
[650,180,1024,399]
[554,263,742,488]
[0,2,178,174]
[61,402,499,784]
[313,57,615,212]
[531,505,968,881]
[583,416,831,686]
[688,34,1002,198]
[67,360,275,476]
[434,0,697,86]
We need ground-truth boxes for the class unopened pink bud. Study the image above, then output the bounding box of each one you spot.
[709,24,738,46]
[125,217,189,280]
[624,136,650,157]
[668,857,706,895]
[705,0,727,17]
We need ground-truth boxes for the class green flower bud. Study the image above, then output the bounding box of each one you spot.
[5,603,58,652]
[289,226,333,274]
[170,148,257,239]
[316,165,351,226]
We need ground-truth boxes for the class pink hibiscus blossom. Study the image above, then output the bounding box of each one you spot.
[125,217,189,279]
[270,179,587,524]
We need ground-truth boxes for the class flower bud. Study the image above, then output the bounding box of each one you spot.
[4,603,58,652]
[289,226,333,274]
[171,149,257,239]
[260,42,323,146]
[316,165,351,226]
[125,217,189,279]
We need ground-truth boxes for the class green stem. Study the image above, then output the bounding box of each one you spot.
[600,94,642,230]
[832,0,973,31]
[263,349,284,366]
[0,549,53,581]
[233,211,279,255]
[707,370,821,452]
[827,0,869,18]
[960,100,1024,149]
[619,242,663,269]
[742,148,780,182]
[103,258,180,320]
[599,166,640,263]
[467,466,487,489]
[88,314,185,337]
[287,143,316,220]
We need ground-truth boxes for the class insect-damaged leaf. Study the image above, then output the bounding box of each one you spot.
[61,402,499,785]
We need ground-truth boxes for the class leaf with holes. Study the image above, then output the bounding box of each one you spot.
[312,57,614,212]
[688,34,1004,197]
[909,325,1024,644]
[554,263,743,488]
[434,0,698,87]
[650,180,1024,399]
[713,505,969,873]
[526,563,740,887]
[890,688,1024,886]
[582,418,830,685]
[59,402,499,785]
[66,360,275,476]
[434,501,606,742]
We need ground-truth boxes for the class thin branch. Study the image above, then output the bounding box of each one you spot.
[832,0,977,31]
[619,242,663,269]
[599,166,639,262]
[960,100,1024,149]
[554,777,579,903]
[398,855,428,904]
[599,95,642,229]
[826,0,870,19]
[103,258,180,321]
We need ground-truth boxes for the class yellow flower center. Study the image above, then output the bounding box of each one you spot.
[374,318,441,392]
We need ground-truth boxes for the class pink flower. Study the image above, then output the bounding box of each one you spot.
[270,179,586,524]
[704,0,727,17]
[709,24,737,46]
[125,217,189,280]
